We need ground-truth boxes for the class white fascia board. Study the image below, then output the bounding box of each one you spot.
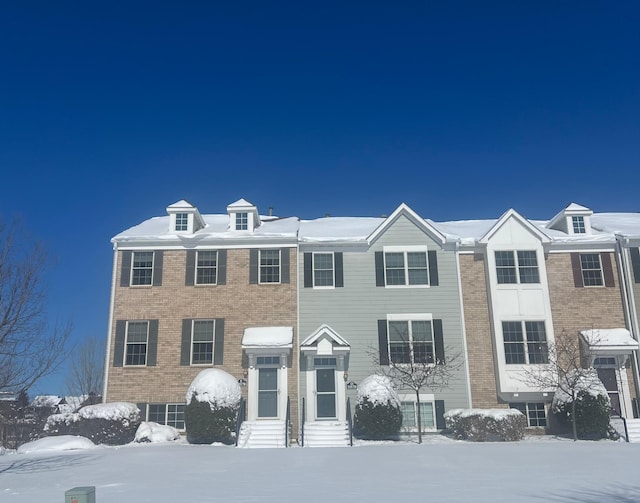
[301,324,350,348]
[367,203,447,246]
[113,237,298,250]
[479,208,551,245]
[546,243,616,253]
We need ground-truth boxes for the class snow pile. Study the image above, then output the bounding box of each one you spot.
[17,435,95,454]
[552,369,610,409]
[186,369,242,409]
[134,422,181,443]
[356,375,400,407]
[444,408,523,421]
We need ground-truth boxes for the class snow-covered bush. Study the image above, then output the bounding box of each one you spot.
[444,409,527,442]
[17,435,95,454]
[44,402,141,445]
[552,369,611,439]
[134,422,181,443]
[353,375,402,440]
[185,369,242,444]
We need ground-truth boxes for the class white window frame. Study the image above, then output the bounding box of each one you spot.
[580,253,604,287]
[312,252,335,289]
[130,251,154,286]
[236,212,248,231]
[175,213,189,232]
[195,250,218,285]
[399,393,436,433]
[387,313,434,365]
[147,403,186,430]
[259,249,281,284]
[190,319,215,366]
[495,250,540,285]
[502,320,548,365]
[124,320,149,367]
[383,246,429,288]
[509,402,547,428]
[572,216,586,234]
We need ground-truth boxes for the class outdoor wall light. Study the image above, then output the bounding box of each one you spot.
[343,372,348,381]
[238,378,247,387]
[346,381,358,390]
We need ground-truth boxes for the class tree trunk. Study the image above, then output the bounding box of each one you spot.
[416,389,422,444]
[571,394,577,441]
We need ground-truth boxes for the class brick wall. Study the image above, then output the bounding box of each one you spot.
[106,248,299,435]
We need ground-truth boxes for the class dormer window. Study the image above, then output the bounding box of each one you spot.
[175,213,189,231]
[572,216,586,234]
[236,212,248,231]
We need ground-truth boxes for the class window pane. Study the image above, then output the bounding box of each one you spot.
[528,402,547,427]
[167,404,185,429]
[260,250,280,283]
[401,402,416,429]
[525,321,548,364]
[412,322,434,362]
[580,254,603,286]
[236,213,248,230]
[175,213,188,231]
[314,252,335,287]
[193,321,214,342]
[385,253,406,285]
[148,404,165,424]
[132,252,154,285]
[502,321,524,364]
[407,252,427,268]
[495,251,517,284]
[517,251,540,283]
[419,402,434,428]
[572,216,585,234]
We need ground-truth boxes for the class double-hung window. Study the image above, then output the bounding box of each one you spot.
[572,216,586,234]
[400,397,435,432]
[236,212,248,230]
[580,253,603,286]
[131,252,154,286]
[385,251,428,286]
[191,320,215,365]
[388,319,434,364]
[125,321,149,366]
[502,321,548,364]
[259,249,281,283]
[196,251,217,285]
[495,250,540,284]
[175,213,188,231]
[313,253,334,287]
[148,403,185,430]
[509,402,547,427]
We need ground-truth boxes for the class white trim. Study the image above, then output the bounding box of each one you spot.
[367,203,447,245]
[382,248,431,288]
[383,245,429,252]
[194,250,218,286]
[130,250,155,287]
[311,251,336,289]
[455,244,474,407]
[387,313,433,321]
[479,209,551,245]
[189,319,216,366]
[103,248,119,402]
[258,249,282,285]
[123,320,149,367]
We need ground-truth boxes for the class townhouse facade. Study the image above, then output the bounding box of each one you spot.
[103,198,640,443]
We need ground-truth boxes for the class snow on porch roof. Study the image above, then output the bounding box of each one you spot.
[580,328,639,351]
[242,327,293,349]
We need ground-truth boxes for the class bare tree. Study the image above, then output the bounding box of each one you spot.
[371,339,462,444]
[0,219,71,393]
[519,329,599,441]
[65,336,104,402]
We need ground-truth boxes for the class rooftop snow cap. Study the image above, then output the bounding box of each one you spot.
[242,327,293,348]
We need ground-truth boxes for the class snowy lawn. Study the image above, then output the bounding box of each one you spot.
[2,435,640,502]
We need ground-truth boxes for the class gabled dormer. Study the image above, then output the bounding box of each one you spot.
[546,203,593,235]
[227,198,260,232]
[166,200,206,234]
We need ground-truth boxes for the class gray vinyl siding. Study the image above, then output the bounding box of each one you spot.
[299,215,470,415]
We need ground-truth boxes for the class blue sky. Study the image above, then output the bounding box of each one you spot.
[1,2,638,395]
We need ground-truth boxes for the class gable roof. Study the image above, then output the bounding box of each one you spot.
[479,208,551,245]
[167,199,195,209]
[367,203,447,246]
[301,324,350,349]
[228,198,255,208]
[547,202,593,230]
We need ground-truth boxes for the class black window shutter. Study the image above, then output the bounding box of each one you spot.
[304,253,313,288]
[570,253,584,288]
[631,248,640,283]
[152,252,163,286]
[185,250,196,286]
[435,400,446,429]
[180,319,192,366]
[428,250,439,286]
[249,249,259,284]
[433,319,445,364]
[114,320,126,367]
[120,251,132,287]
[601,253,615,287]
[147,320,158,366]
[217,250,227,285]
[281,248,290,284]
[137,403,148,421]
[335,252,344,288]
[375,252,385,287]
[214,319,225,365]
[378,320,389,365]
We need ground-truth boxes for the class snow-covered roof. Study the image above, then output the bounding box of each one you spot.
[591,213,640,238]
[242,327,293,348]
[228,198,255,208]
[580,328,639,350]
[167,199,195,209]
[299,217,383,242]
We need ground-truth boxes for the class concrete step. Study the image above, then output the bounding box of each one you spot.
[237,420,288,448]
[303,421,351,447]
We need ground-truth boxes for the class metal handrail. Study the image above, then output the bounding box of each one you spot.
[285,396,291,448]
[612,413,629,442]
[234,397,246,447]
[346,397,353,447]
[301,397,305,447]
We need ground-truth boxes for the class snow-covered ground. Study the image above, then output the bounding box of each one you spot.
[2,435,639,502]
